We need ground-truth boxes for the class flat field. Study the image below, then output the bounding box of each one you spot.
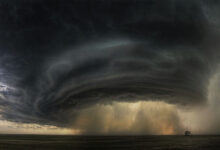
[0,135,219,150]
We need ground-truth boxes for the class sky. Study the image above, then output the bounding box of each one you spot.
[0,0,220,135]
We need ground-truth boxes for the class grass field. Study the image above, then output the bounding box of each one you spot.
[0,135,219,150]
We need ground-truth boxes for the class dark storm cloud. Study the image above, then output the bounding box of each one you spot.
[0,0,219,127]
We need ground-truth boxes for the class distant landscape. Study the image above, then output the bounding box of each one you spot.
[0,135,219,150]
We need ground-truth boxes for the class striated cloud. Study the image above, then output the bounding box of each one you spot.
[0,0,219,134]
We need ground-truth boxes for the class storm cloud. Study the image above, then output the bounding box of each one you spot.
[0,0,220,133]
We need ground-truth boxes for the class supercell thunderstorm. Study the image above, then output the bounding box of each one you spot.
[0,0,220,133]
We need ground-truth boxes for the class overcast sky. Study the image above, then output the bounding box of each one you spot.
[0,0,220,134]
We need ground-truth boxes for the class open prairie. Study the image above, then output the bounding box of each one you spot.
[0,135,219,150]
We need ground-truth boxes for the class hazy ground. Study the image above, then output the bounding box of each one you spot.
[0,135,219,150]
